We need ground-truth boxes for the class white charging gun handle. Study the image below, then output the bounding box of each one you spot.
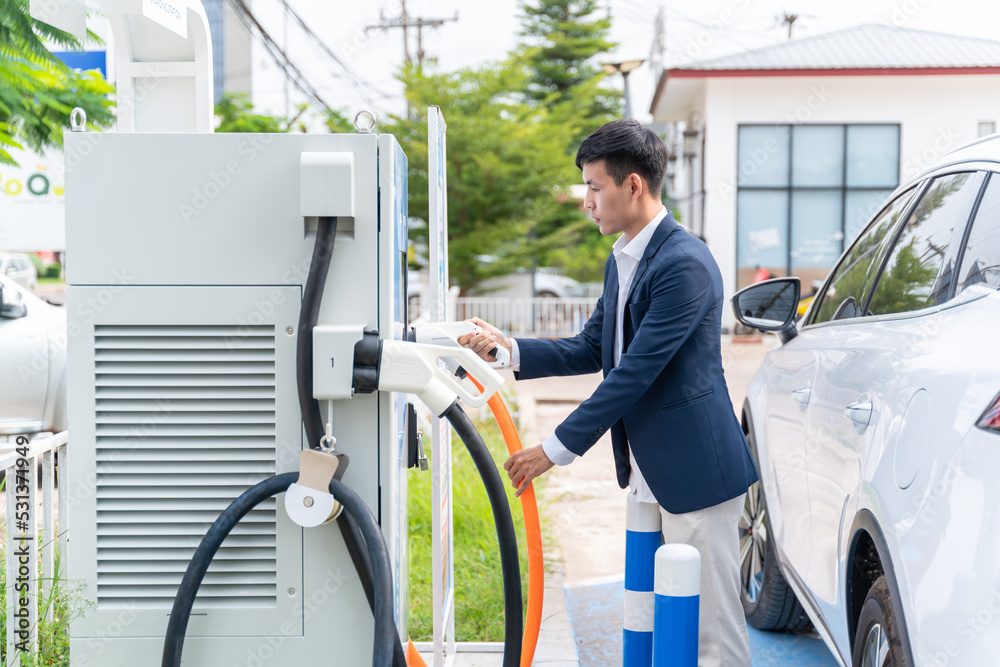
[379,341,505,415]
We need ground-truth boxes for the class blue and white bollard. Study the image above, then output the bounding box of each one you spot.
[653,543,701,667]
[624,494,661,666]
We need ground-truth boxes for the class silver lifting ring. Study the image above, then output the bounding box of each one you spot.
[70,108,87,132]
[354,110,377,134]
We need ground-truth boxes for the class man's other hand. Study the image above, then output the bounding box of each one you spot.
[503,445,554,498]
[458,317,512,363]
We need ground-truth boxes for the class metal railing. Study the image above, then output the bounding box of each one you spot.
[453,297,596,338]
[2,431,68,665]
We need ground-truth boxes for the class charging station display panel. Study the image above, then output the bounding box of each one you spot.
[427,106,456,664]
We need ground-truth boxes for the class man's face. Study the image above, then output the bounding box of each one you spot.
[582,160,635,237]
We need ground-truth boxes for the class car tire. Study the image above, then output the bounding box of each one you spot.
[852,575,905,667]
[740,423,812,631]
[536,290,559,298]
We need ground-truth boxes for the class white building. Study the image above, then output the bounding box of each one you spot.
[650,24,1000,329]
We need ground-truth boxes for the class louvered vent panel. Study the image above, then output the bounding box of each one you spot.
[94,325,278,608]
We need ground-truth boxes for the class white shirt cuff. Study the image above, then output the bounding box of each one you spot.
[542,432,578,466]
[509,338,521,372]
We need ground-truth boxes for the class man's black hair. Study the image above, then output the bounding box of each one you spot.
[575,119,669,197]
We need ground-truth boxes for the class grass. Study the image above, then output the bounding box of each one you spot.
[37,277,65,287]
[407,404,534,642]
[0,534,91,666]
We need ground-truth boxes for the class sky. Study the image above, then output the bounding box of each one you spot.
[246,0,1000,128]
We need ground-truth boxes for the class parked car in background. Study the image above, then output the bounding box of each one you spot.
[0,252,38,292]
[532,268,585,298]
[733,134,1000,666]
[406,268,585,320]
[0,275,67,436]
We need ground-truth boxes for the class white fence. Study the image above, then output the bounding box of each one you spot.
[452,297,596,338]
[2,431,68,665]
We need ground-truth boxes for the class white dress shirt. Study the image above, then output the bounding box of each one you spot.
[509,207,667,502]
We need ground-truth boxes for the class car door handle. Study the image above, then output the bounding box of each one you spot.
[792,386,811,409]
[844,399,873,434]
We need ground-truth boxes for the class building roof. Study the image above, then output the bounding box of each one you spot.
[651,23,1000,115]
[680,23,1000,71]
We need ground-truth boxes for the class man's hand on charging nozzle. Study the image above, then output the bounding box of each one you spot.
[504,445,554,498]
[458,317,512,363]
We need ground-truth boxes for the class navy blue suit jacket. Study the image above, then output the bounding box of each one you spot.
[516,211,759,513]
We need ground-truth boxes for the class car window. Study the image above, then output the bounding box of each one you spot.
[867,171,983,316]
[957,173,1000,292]
[811,188,917,324]
[13,258,30,271]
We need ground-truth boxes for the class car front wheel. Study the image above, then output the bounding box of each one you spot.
[852,575,905,667]
[739,480,812,630]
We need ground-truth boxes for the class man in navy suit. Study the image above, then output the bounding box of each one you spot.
[461,119,758,666]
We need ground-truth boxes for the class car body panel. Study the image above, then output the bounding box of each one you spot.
[0,275,67,434]
[0,253,39,292]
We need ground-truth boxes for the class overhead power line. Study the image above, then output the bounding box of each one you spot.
[273,0,388,107]
[227,0,335,113]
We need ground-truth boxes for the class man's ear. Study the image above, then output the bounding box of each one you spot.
[629,173,644,200]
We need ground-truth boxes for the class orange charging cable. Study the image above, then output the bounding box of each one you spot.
[472,375,545,667]
[406,379,545,667]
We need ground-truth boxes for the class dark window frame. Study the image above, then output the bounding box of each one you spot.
[950,170,998,296]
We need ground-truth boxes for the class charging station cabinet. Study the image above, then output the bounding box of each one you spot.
[64,132,410,665]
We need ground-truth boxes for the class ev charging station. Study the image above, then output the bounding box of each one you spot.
[66,128,414,665]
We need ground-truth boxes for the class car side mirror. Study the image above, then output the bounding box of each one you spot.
[732,277,800,343]
[0,284,27,320]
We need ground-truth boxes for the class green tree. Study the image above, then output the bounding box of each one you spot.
[214,93,354,136]
[519,0,621,140]
[0,0,114,165]
[382,57,588,291]
[215,92,308,133]
[517,0,623,281]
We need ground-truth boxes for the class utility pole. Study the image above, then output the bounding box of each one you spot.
[365,1,458,67]
[780,13,800,39]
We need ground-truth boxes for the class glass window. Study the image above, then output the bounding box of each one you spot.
[868,172,982,316]
[791,191,843,287]
[737,190,788,286]
[792,126,844,187]
[737,124,899,290]
[737,126,790,187]
[958,174,1000,292]
[845,189,896,242]
[811,189,916,324]
[846,126,899,187]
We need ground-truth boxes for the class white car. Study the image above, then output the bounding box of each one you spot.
[0,252,39,292]
[733,135,1000,666]
[0,275,67,435]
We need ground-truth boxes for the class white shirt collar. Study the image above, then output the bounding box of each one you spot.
[613,207,668,261]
